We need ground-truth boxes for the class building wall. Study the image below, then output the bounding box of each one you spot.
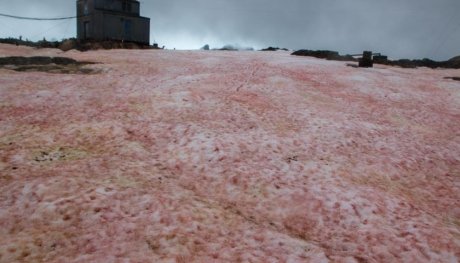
[94,0,140,15]
[101,13,150,43]
[76,0,92,39]
[76,0,150,45]
[77,0,94,16]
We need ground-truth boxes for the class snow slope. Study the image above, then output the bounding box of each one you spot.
[0,44,459,262]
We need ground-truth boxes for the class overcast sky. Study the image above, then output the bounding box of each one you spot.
[0,0,459,60]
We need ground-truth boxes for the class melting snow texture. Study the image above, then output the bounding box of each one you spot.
[0,44,459,262]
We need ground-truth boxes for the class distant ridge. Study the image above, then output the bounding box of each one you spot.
[449,55,460,62]
[292,49,460,69]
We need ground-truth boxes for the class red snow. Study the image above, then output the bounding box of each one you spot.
[0,44,459,262]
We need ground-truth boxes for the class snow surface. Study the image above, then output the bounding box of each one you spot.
[0,44,459,262]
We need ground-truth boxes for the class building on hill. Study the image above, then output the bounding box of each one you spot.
[76,0,150,45]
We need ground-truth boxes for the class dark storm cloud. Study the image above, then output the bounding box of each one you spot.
[1,0,459,60]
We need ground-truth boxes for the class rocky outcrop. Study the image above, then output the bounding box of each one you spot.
[260,47,289,51]
[380,58,460,69]
[217,45,254,51]
[0,56,96,74]
[0,56,79,66]
[449,55,460,62]
[291,49,357,61]
[0,38,154,52]
[292,49,460,69]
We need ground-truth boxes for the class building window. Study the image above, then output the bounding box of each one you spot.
[83,0,89,15]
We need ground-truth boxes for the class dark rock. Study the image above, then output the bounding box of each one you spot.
[201,44,210,50]
[0,37,155,52]
[261,47,278,51]
[444,77,460,81]
[292,49,337,59]
[0,56,96,74]
[260,47,289,51]
[292,49,357,62]
[346,63,359,68]
[30,57,53,65]
[0,57,25,65]
[394,59,417,68]
[52,57,78,65]
[216,45,254,51]
[373,55,388,64]
[0,56,77,66]
[219,45,238,51]
[292,48,460,69]
[378,58,460,69]
[59,39,77,51]
[449,56,460,62]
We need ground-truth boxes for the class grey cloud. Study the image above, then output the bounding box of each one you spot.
[0,0,459,60]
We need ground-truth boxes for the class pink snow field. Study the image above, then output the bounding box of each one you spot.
[0,43,459,262]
